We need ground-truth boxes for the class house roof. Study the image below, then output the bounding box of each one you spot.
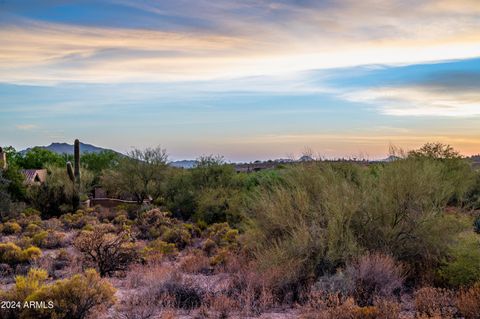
[21,169,47,184]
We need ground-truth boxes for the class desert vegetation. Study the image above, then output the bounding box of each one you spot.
[1,142,480,318]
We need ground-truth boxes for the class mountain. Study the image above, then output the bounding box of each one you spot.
[169,160,198,169]
[21,142,115,155]
[380,155,401,162]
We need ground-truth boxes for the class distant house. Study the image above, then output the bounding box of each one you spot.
[21,169,47,185]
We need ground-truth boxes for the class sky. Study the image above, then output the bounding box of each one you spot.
[0,0,479,161]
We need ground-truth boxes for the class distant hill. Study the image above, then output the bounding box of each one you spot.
[169,160,198,169]
[380,155,401,162]
[21,142,116,155]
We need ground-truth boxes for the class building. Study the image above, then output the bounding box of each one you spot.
[21,169,47,185]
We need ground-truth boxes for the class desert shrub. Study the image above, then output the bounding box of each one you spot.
[136,208,173,239]
[15,213,42,230]
[353,157,473,282]
[113,212,132,228]
[246,163,361,300]
[202,238,217,256]
[23,269,116,319]
[142,239,178,261]
[225,258,276,315]
[24,223,42,236]
[53,249,71,270]
[345,253,404,306]
[314,272,351,298]
[115,293,158,319]
[414,287,456,318]
[0,268,48,319]
[205,222,239,249]
[303,296,400,319]
[32,230,67,249]
[160,227,191,249]
[126,265,204,310]
[74,226,138,276]
[61,210,98,229]
[194,187,237,225]
[21,207,41,217]
[155,279,204,310]
[42,217,63,231]
[179,251,211,274]
[210,248,236,268]
[0,242,41,266]
[456,283,480,319]
[2,221,22,234]
[438,232,480,287]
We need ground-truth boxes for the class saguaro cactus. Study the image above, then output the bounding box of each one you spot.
[74,139,80,184]
[67,139,81,209]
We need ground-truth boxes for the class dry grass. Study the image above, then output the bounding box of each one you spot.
[346,253,404,306]
[301,296,401,319]
[456,283,480,319]
[414,287,456,318]
[179,251,211,274]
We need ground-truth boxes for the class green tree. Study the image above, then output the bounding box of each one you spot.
[164,155,243,224]
[81,150,120,177]
[3,165,27,201]
[19,147,64,169]
[408,142,461,160]
[101,146,168,204]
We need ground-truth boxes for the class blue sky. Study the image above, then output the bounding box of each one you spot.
[1,0,479,161]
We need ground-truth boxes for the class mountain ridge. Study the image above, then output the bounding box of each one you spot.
[20,142,116,155]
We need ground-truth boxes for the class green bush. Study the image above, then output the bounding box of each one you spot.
[438,232,480,287]
[353,157,472,280]
[205,222,239,249]
[160,227,191,249]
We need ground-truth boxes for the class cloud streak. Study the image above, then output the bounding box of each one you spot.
[1,0,480,84]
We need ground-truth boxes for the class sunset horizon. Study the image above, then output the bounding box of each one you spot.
[1,0,479,160]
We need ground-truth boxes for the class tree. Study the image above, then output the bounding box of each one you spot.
[81,150,120,177]
[101,146,168,204]
[3,165,27,201]
[19,147,65,169]
[408,142,461,160]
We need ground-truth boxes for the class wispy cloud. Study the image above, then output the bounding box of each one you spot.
[16,124,38,130]
[341,68,480,117]
[1,0,480,84]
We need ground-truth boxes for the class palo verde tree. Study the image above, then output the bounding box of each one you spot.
[101,146,168,204]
